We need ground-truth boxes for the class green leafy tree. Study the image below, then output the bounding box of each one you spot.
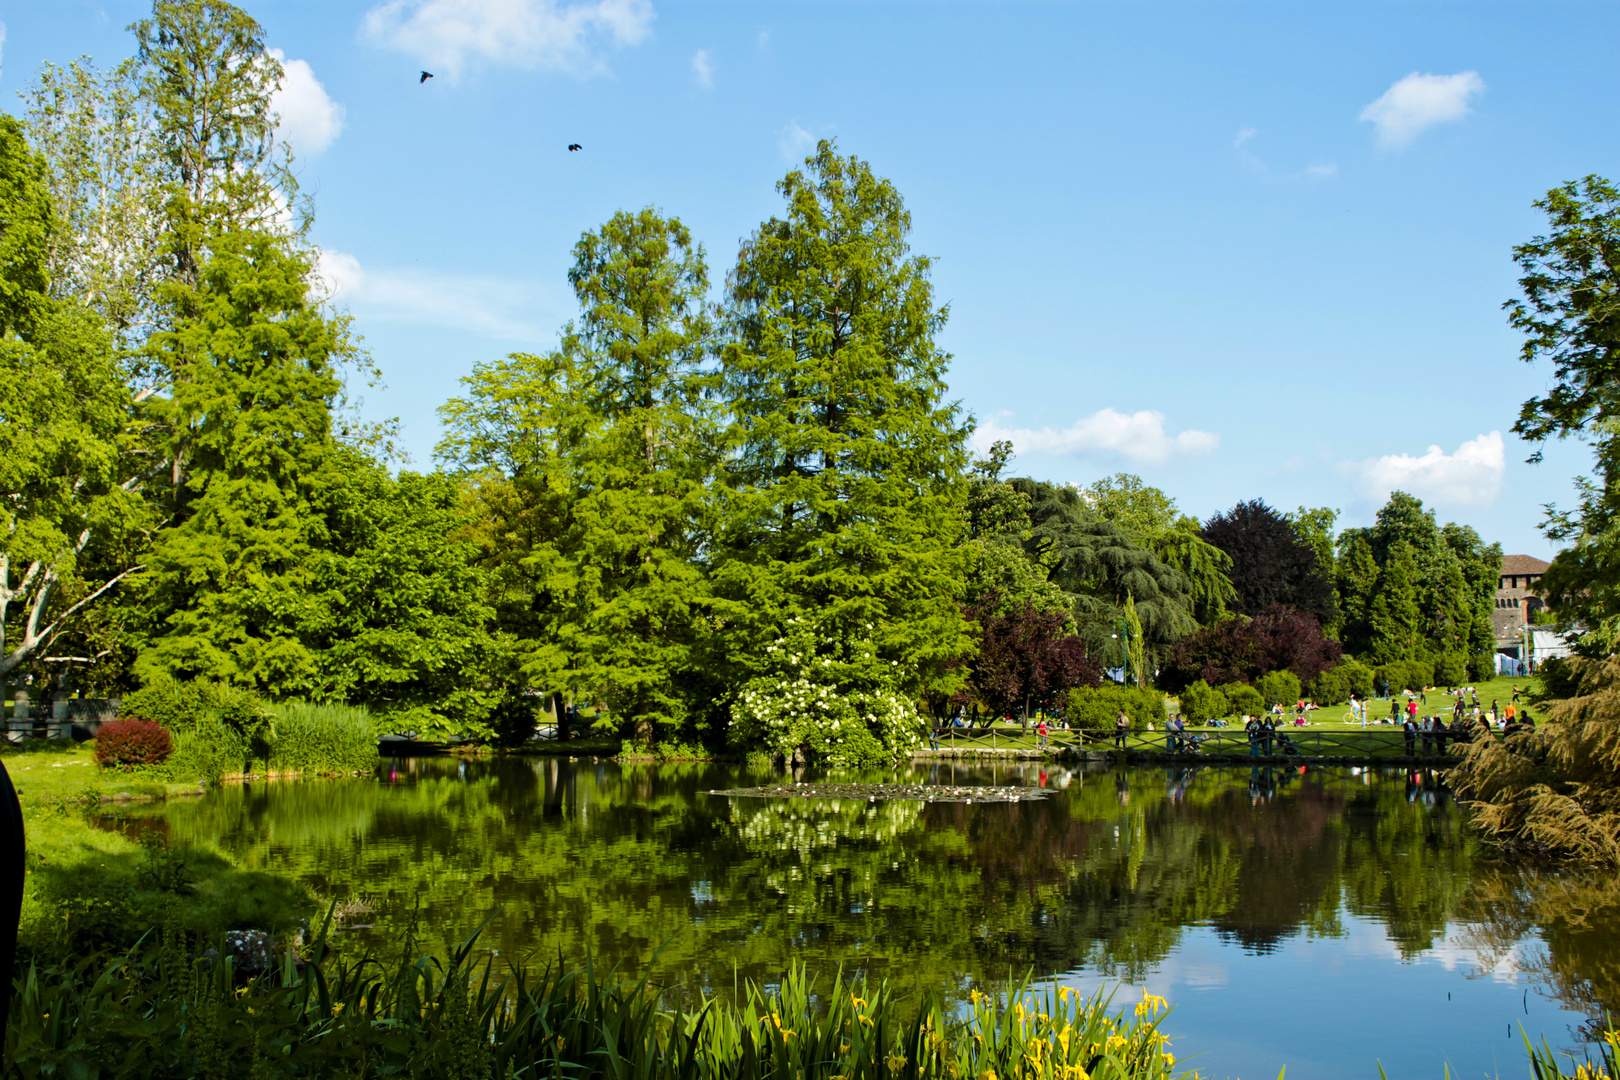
[0,116,151,690]
[1502,176,1620,650]
[710,141,973,759]
[436,351,578,730]
[1257,669,1302,709]
[1123,592,1146,688]
[23,57,166,356]
[439,209,717,742]
[1338,492,1500,671]
[1287,506,1340,634]
[299,453,499,738]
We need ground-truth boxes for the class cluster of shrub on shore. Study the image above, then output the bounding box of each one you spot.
[91,681,379,783]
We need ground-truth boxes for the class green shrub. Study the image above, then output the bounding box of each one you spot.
[1257,670,1302,709]
[1390,657,1436,694]
[264,701,379,776]
[1223,683,1264,718]
[1532,656,1580,703]
[1319,666,1350,705]
[1337,658,1374,700]
[122,679,267,737]
[1177,680,1228,724]
[1435,652,1468,688]
[1068,685,1166,731]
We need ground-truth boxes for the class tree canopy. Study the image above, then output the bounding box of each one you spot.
[1200,499,1337,627]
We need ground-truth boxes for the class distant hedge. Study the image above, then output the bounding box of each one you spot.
[1068,685,1167,732]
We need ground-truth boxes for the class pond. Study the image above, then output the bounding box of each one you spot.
[106,757,1620,1080]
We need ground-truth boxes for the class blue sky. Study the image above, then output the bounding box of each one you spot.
[6,1,1619,559]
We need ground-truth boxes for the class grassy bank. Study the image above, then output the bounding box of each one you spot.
[2,739,317,965]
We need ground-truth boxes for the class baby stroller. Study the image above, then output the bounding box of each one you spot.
[1181,733,1211,754]
[1272,730,1303,756]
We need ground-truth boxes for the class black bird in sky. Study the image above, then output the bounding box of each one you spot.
[419,71,433,83]
[568,143,582,151]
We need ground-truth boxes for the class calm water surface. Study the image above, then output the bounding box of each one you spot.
[120,758,1620,1079]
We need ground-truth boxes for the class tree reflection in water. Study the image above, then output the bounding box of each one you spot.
[122,758,1620,1030]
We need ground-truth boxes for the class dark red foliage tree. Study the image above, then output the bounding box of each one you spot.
[1161,605,1342,691]
[1201,499,1337,627]
[962,593,1104,719]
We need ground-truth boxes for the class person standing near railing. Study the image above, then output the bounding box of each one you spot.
[1246,715,1261,757]
[1403,715,1418,755]
[1114,709,1130,750]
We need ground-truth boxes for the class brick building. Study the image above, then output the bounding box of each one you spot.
[1492,554,1549,659]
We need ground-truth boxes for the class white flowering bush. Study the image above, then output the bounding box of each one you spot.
[729,616,924,766]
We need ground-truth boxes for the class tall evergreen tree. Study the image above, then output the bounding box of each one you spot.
[713,141,971,761]
[131,0,296,284]
[135,230,343,687]
[440,209,716,742]
[1336,534,1379,657]
[1338,492,1501,674]
[1367,540,1422,665]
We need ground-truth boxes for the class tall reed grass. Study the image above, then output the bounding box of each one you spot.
[265,700,379,776]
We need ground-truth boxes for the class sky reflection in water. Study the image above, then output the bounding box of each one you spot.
[137,757,1617,1080]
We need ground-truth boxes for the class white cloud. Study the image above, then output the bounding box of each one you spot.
[1303,162,1338,179]
[691,48,713,88]
[0,23,8,77]
[1359,71,1485,149]
[268,49,345,157]
[975,408,1219,465]
[778,121,814,162]
[1233,126,1257,148]
[1345,431,1504,508]
[317,248,561,341]
[363,0,654,80]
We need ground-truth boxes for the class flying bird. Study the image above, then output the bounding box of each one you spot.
[419,71,433,83]
[568,143,582,151]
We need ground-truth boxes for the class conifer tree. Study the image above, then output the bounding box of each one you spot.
[1368,540,1422,665]
[1336,534,1379,656]
[135,231,343,687]
[713,141,971,761]
[440,209,716,741]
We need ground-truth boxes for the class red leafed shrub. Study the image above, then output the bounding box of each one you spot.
[94,718,174,768]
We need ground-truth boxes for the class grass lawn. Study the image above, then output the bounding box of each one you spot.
[0,737,206,805]
[0,738,317,962]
